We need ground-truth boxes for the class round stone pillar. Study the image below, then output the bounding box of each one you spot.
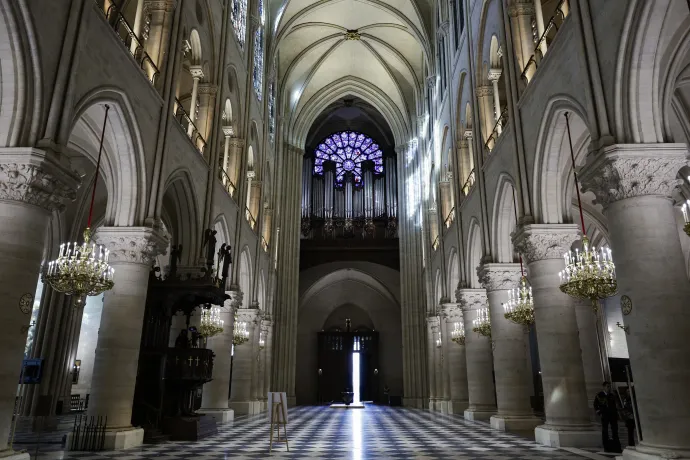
[440,303,469,414]
[478,263,541,432]
[456,288,496,421]
[199,290,240,424]
[87,227,167,450]
[0,150,78,459]
[580,144,690,460]
[514,224,599,448]
[229,308,261,415]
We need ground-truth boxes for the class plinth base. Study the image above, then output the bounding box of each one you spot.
[197,408,234,424]
[534,425,601,448]
[67,426,144,451]
[448,399,468,415]
[464,408,496,422]
[490,414,542,432]
[229,400,263,415]
[622,444,690,459]
[0,449,30,460]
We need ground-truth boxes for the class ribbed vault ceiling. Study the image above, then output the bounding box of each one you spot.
[272,0,431,145]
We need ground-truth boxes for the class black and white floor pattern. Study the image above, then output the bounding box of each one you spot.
[17,406,607,459]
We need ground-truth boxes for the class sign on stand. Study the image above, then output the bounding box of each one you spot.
[267,392,288,452]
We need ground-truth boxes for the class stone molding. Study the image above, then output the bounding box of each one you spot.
[426,76,437,88]
[0,148,80,212]
[236,308,260,324]
[144,0,176,13]
[228,138,245,149]
[455,288,488,311]
[222,126,235,137]
[464,129,473,140]
[476,85,493,97]
[512,224,580,264]
[427,315,440,329]
[227,290,243,309]
[579,143,689,208]
[440,303,463,321]
[477,263,522,292]
[94,226,168,265]
[189,65,204,79]
[197,84,218,95]
[436,21,450,39]
[507,0,535,17]
[488,68,502,82]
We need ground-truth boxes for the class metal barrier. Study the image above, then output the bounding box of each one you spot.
[70,415,107,451]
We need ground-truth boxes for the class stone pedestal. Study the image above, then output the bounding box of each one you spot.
[441,303,469,415]
[199,291,239,424]
[456,289,496,421]
[0,450,30,460]
[580,144,690,460]
[478,263,542,432]
[0,149,78,452]
[86,227,167,450]
[229,308,261,415]
[514,224,599,448]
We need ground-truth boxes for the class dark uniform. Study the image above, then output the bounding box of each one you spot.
[594,389,621,452]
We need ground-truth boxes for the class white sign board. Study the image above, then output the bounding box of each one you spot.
[267,392,288,424]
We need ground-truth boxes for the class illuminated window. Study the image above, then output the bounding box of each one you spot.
[253,0,265,100]
[314,131,384,187]
[231,0,247,49]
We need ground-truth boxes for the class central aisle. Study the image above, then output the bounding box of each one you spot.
[53,406,608,459]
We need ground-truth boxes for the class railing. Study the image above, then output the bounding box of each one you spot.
[261,236,269,252]
[218,168,236,198]
[174,98,207,154]
[431,235,440,251]
[444,208,455,229]
[520,0,570,86]
[461,169,476,197]
[102,4,160,87]
[485,108,509,153]
[246,207,257,230]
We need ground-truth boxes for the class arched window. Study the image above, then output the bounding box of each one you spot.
[314,131,383,187]
[231,0,247,49]
[253,0,265,100]
[268,78,276,144]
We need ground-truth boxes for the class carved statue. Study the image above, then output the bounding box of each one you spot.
[202,229,217,268]
[221,245,233,282]
[216,243,226,278]
[170,245,182,278]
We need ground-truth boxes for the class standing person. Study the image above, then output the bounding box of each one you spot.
[594,381,622,453]
[383,384,390,405]
[620,387,636,447]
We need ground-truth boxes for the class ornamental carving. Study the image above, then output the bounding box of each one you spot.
[227,137,245,148]
[475,85,493,97]
[579,147,688,208]
[144,0,176,14]
[197,84,218,95]
[427,315,440,329]
[0,163,78,212]
[426,76,437,88]
[477,263,522,292]
[227,290,243,309]
[507,0,535,16]
[456,289,488,311]
[440,303,463,321]
[512,224,579,264]
[94,227,168,265]
[236,308,259,324]
[344,29,361,40]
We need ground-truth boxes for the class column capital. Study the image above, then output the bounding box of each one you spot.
[512,224,580,264]
[426,75,437,88]
[222,126,235,137]
[227,289,243,309]
[464,129,473,140]
[579,143,688,209]
[197,83,218,95]
[144,0,177,13]
[228,137,245,149]
[0,147,80,212]
[477,263,522,292]
[236,307,260,324]
[457,139,468,149]
[488,68,502,82]
[93,226,168,265]
[507,0,535,17]
[189,65,204,79]
[439,303,463,321]
[476,85,493,97]
[455,288,488,311]
[260,318,274,330]
[427,315,440,330]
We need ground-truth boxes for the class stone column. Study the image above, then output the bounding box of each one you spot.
[580,144,690,460]
[456,288,496,421]
[476,85,495,148]
[143,0,176,74]
[488,69,503,134]
[533,0,547,56]
[478,263,541,432]
[440,303,469,414]
[196,84,217,149]
[187,66,204,137]
[574,299,604,416]
[0,150,78,459]
[199,291,240,423]
[221,127,233,186]
[130,0,145,55]
[227,138,245,195]
[86,227,166,450]
[426,316,438,411]
[259,318,273,411]
[508,0,537,80]
[229,308,261,415]
[513,224,599,448]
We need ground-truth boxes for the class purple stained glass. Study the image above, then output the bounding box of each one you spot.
[312,131,384,184]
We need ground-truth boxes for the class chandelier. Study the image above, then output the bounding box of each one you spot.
[472,308,491,337]
[504,275,534,326]
[199,306,224,338]
[259,331,265,350]
[450,322,465,345]
[43,105,115,306]
[233,315,249,346]
[682,200,690,237]
[558,113,617,311]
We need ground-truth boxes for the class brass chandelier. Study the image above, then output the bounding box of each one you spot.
[504,275,534,326]
[43,105,115,306]
[199,306,224,338]
[682,199,690,237]
[451,322,465,345]
[558,113,617,311]
[472,308,491,337]
[233,314,250,346]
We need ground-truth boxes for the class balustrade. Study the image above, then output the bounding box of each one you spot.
[521,0,570,86]
[444,208,455,229]
[246,208,257,230]
[461,169,476,197]
[219,169,236,199]
[484,108,509,154]
[261,237,269,252]
[174,98,207,154]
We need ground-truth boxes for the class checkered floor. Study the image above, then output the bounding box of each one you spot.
[13,406,605,459]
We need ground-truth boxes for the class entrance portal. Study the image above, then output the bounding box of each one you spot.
[317,330,378,404]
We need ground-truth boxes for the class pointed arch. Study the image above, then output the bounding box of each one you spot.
[491,173,517,263]
[466,217,483,288]
[162,168,200,266]
[238,246,253,307]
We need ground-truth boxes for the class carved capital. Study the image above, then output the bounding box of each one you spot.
[488,68,502,82]
[437,20,450,39]
[477,263,522,292]
[227,289,244,309]
[197,84,218,95]
[579,144,688,208]
[427,315,440,330]
[236,307,260,324]
[189,65,204,80]
[426,76,437,88]
[440,303,463,321]
[512,224,580,264]
[0,148,80,212]
[222,126,235,137]
[94,226,168,266]
[508,0,535,17]
[144,0,176,13]
[476,85,493,97]
[463,129,473,140]
[455,288,488,311]
[227,138,246,149]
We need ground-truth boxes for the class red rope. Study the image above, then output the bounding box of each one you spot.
[564,113,587,237]
[87,105,110,228]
